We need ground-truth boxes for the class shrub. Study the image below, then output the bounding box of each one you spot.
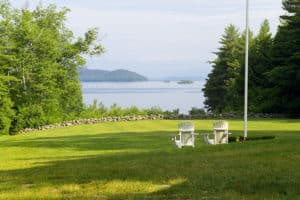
[163,108,180,116]
[0,114,12,135]
[189,107,206,116]
[146,106,163,115]
[80,100,108,118]
[80,102,163,119]
[0,95,14,135]
[123,106,147,116]
[107,103,124,117]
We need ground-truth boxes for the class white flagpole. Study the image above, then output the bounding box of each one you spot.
[244,0,249,139]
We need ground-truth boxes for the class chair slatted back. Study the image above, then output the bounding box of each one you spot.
[213,121,229,144]
[177,121,195,147]
[213,121,228,129]
[178,121,194,132]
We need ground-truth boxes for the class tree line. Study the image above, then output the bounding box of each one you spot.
[0,1,103,134]
[203,0,300,116]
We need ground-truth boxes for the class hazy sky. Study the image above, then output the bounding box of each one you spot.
[10,0,283,79]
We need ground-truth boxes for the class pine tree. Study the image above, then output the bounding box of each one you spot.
[203,25,243,113]
[268,0,300,114]
[247,20,273,112]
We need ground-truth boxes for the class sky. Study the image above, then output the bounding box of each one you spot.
[10,0,283,79]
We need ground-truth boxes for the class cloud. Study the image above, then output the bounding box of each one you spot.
[10,0,283,77]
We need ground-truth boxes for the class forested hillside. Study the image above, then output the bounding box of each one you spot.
[203,0,300,116]
[79,69,148,82]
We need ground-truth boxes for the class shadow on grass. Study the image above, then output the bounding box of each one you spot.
[229,136,276,143]
[0,131,177,152]
[0,129,293,151]
[0,130,300,199]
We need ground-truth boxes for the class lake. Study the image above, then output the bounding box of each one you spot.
[82,81,205,114]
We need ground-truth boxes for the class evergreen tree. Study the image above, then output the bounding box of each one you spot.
[204,21,275,114]
[203,25,243,113]
[268,0,300,114]
[245,20,273,112]
[203,1,300,115]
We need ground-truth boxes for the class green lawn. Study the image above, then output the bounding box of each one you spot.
[0,119,300,199]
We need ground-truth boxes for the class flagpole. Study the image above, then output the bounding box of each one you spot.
[244,0,249,139]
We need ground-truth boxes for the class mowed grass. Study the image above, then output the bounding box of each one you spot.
[0,119,300,200]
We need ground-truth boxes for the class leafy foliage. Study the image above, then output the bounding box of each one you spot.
[0,1,103,134]
[79,100,165,119]
[0,1,15,134]
[189,107,206,116]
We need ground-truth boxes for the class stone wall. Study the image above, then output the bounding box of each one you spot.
[164,113,286,120]
[18,115,164,134]
[17,113,287,134]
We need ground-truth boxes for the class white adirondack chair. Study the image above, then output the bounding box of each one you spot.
[203,121,231,145]
[172,121,198,148]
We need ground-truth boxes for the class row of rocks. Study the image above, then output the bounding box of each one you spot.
[17,113,286,134]
[165,113,286,120]
[18,115,164,134]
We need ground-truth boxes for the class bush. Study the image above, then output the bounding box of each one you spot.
[146,106,163,115]
[80,100,108,119]
[20,106,46,127]
[123,106,147,116]
[0,114,12,135]
[0,95,14,135]
[80,102,163,119]
[163,109,180,116]
[189,107,206,116]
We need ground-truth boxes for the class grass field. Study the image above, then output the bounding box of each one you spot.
[0,119,300,199]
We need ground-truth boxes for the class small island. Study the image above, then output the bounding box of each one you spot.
[79,69,148,82]
[177,80,194,85]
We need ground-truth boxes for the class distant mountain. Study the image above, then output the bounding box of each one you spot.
[79,69,148,82]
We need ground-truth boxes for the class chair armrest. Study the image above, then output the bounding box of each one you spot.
[170,134,179,141]
[193,133,200,136]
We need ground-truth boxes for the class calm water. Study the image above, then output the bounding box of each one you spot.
[81,81,205,114]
